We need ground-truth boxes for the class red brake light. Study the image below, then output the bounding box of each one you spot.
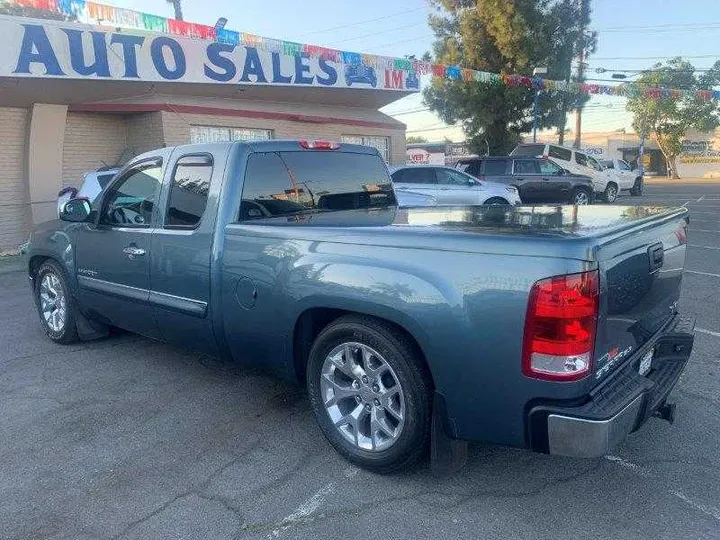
[299,140,340,150]
[522,270,599,381]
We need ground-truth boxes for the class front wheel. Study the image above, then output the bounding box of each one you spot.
[570,188,592,205]
[603,182,618,203]
[306,315,432,473]
[34,260,78,344]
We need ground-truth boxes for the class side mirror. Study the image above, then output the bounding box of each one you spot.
[60,198,91,222]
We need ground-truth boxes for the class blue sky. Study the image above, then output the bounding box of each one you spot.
[108,0,720,141]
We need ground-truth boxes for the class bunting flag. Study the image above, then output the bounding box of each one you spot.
[6,0,719,102]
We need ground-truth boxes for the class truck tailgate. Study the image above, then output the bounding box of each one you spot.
[594,211,689,381]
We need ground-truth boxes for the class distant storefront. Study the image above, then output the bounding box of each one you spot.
[406,142,476,165]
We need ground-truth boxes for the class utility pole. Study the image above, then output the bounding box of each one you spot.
[573,0,588,149]
[167,0,183,20]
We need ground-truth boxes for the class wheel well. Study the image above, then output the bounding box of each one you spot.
[292,308,432,387]
[606,181,618,189]
[28,255,50,279]
[484,197,509,205]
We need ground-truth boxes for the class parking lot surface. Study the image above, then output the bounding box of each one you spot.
[1,181,719,540]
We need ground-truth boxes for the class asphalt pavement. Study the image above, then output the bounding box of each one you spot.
[1,181,719,540]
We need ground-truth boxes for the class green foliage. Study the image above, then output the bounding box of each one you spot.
[406,135,429,143]
[424,0,594,155]
[627,58,720,178]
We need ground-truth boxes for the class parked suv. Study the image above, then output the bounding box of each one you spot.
[511,143,632,202]
[601,158,644,196]
[456,156,594,205]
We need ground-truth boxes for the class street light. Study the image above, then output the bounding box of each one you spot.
[532,67,547,143]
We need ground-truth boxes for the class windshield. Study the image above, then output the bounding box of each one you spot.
[510,144,545,157]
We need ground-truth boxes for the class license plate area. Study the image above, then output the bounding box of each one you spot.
[639,349,654,376]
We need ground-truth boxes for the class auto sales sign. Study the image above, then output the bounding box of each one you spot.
[0,17,419,92]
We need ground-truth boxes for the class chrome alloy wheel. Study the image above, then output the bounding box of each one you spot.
[39,272,66,333]
[320,342,405,451]
[605,184,618,202]
[574,191,590,205]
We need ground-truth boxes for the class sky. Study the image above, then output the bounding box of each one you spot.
[104,0,719,143]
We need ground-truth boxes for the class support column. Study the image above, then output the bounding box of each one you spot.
[27,103,68,226]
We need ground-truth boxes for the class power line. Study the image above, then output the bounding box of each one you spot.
[590,54,718,61]
[325,21,428,46]
[293,6,426,38]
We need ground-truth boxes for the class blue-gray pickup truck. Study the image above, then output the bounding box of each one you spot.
[28,140,695,473]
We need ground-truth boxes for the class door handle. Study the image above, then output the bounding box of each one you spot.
[123,245,146,258]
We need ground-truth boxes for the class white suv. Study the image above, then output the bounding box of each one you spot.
[511,143,634,202]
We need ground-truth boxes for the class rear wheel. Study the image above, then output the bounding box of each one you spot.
[603,182,618,203]
[630,177,644,196]
[33,261,78,344]
[306,315,432,473]
[570,187,592,205]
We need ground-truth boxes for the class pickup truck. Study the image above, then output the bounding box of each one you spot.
[28,140,695,473]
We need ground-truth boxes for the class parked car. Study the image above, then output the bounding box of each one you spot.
[456,156,594,205]
[510,143,634,203]
[601,158,644,196]
[390,165,521,206]
[29,139,694,473]
[56,167,120,217]
[344,64,377,87]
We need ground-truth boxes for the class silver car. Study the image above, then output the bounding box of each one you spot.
[391,165,521,206]
[57,167,120,217]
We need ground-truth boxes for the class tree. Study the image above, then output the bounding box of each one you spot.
[627,58,720,178]
[0,0,71,20]
[406,135,429,143]
[423,0,594,155]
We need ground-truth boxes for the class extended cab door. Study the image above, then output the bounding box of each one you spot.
[74,157,165,338]
[149,151,222,355]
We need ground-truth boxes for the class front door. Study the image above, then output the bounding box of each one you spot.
[74,158,164,338]
[538,158,572,201]
[435,168,481,205]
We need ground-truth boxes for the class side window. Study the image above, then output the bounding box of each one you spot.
[588,156,603,171]
[575,152,588,167]
[396,168,436,185]
[436,169,471,185]
[102,161,162,227]
[619,160,631,171]
[513,160,540,175]
[165,155,213,228]
[603,160,615,169]
[539,159,562,175]
[483,159,508,175]
[548,145,572,162]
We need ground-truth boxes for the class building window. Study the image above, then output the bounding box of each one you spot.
[341,135,390,162]
[190,126,273,144]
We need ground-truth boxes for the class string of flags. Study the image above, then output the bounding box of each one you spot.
[8,0,720,101]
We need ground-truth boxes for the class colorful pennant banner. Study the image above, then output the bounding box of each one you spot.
[6,0,720,101]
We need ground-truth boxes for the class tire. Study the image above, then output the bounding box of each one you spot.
[570,187,592,205]
[33,260,79,344]
[603,182,619,203]
[483,197,510,205]
[630,177,644,196]
[306,315,432,473]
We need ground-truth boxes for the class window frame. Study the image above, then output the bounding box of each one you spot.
[98,157,163,229]
[163,153,214,230]
[512,159,541,175]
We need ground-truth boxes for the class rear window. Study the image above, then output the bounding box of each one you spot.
[510,144,545,157]
[548,145,572,161]
[484,159,508,175]
[240,151,395,220]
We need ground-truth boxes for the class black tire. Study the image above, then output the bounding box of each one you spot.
[33,260,79,344]
[603,182,619,203]
[570,187,592,205]
[483,197,510,205]
[630,177,644,196]
[306,315,432,473]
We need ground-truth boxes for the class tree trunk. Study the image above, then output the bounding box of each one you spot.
[656,137,681,179]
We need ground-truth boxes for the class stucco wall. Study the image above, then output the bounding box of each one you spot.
[0,107,30,251]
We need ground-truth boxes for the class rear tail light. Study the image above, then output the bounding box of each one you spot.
[299,140,340,150]
[522,270,599,381]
